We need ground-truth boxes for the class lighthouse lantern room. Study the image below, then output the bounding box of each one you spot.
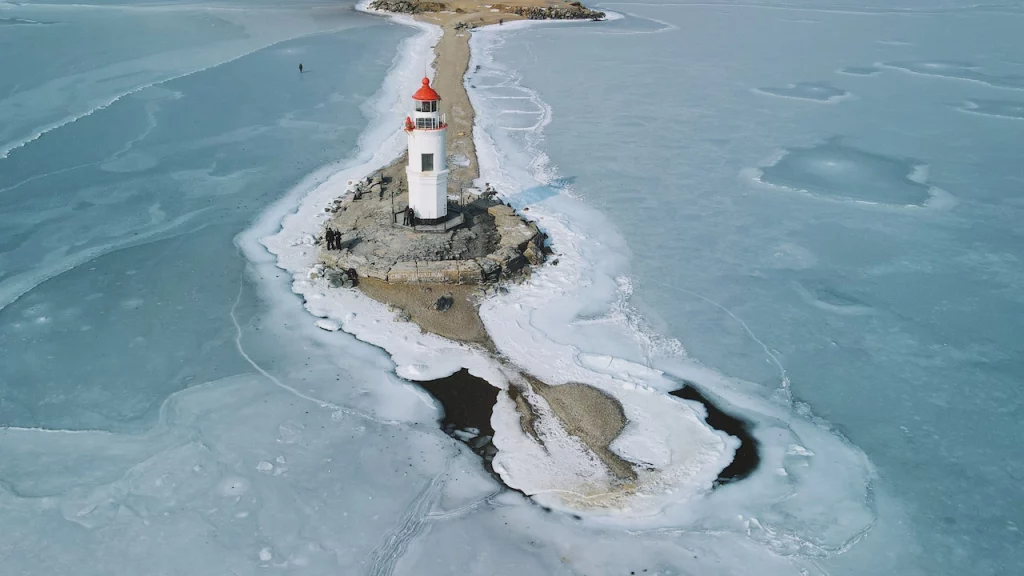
[404,77,448,223]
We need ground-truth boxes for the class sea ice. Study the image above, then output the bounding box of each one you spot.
[957,99,1024,121]
[794,280,873,316]
[8,1,1019,575]
[216,475,250,497]
[882,60,1024,90]
[838,65,880,76]
[755,81,850,103]
[755,137,936,206]
[460,4,1023,574]
[462,15,903,564]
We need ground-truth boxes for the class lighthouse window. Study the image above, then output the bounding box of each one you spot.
[416,100,437,113]
[416,117,438,129]
[421,153,434,172]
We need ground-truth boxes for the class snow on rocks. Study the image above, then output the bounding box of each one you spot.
[315,318,341,332]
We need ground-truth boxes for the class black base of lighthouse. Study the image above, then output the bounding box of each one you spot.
[393,206,465,233]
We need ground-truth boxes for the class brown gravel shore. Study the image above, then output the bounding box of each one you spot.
[357,277,492,346]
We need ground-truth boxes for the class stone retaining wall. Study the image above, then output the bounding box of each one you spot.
[387,259,483,284]
[326,208,545,285]
[380,227,541,284]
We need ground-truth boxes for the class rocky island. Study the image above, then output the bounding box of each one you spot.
[314,0,609,348]
[311,0,607,348]
[303,0,647,495]
[291,0,747,507]
[314,166,548,345]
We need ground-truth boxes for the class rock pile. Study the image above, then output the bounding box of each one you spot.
[308,264,359,288]
[327,268,359,289]
[367,0,448,14]
[433,293,454,311]
[368,0,605,21]
[507,3,605,20]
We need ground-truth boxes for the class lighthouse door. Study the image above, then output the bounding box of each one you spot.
[421,153,434,172]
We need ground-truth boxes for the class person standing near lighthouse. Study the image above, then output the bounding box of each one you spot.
[403,77,448,224]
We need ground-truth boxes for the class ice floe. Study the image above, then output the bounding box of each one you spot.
[882,60,1024,90]
[755,81,850,103]
[957,98,1024,121]
[750,137,955,209]
[838,65,880,76]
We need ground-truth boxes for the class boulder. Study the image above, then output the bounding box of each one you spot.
[523,242,545,266]
[486,246,527,275]
[325,268,357,289]
[486,204,516,218]
[478,258,501,283]
[488,204,541,250]
[325,269,344,288]
[434,294,454,312]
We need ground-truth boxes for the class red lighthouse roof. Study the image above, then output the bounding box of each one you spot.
[412,77,440,101]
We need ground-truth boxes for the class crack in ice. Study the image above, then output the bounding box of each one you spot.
[367,470,447,576]
[649,280,792,400]
[229,268,406,431]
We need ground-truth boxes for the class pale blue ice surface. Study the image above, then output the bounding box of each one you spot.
[755,82,849,102]
[0,3,511,573]
[758,137,933,205]
[469,1,1023,574]
[4,4,806,576]
[0,6,406,430]
[2,0,1023,574]
[958,98,1024,120]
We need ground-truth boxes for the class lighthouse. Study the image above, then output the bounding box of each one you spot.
[404,77,448,223]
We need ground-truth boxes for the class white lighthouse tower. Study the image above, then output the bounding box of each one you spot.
[403,77,448,223]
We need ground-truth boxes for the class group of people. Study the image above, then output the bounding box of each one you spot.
[401,206,416,227]
[325,228,342,250]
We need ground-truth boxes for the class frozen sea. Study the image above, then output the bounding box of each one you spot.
[466,1,1023,573]
[1,0,1021,575]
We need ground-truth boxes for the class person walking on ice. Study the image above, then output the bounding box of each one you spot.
[299,63,304,73]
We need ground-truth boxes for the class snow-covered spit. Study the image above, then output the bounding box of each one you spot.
[247,7,735,520]
[250,7,878,547]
